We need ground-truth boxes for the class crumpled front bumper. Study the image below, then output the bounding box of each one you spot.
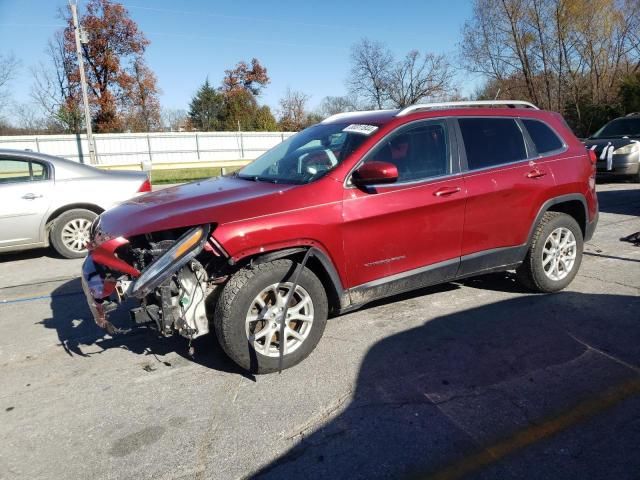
[81,255,127,335]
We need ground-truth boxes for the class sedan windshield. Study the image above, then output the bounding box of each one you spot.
[237,123,372,184]
[590,117,640,139]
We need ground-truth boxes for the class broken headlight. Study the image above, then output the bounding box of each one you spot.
[90,216,116,248]
[130,225,209,298]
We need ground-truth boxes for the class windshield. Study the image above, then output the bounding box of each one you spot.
[237,123,373,184]
[590,117,640,139]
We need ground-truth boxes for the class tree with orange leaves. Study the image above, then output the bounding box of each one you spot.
[221,58,270,96]
[55,0,160,132]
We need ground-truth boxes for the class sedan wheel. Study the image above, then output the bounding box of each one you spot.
[61,218,92,254]
[50,208,98,259]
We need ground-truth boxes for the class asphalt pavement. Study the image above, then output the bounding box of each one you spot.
[0,182,639,480]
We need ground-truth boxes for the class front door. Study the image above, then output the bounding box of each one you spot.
[0,158,53,248]
[341,119,466,293]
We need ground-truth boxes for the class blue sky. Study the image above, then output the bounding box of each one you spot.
[0,0,477,113]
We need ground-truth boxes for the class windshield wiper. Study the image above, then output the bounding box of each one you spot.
[237,174,262,182]
[237,174,282,183]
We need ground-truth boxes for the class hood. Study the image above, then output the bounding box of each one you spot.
[98,175,296,238]
[583,137,640,152]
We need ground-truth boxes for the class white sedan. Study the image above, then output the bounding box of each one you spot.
[0,149,151,258]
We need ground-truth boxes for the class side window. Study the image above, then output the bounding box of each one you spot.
[0,159,31,184]
[366,120,449,182]
[458,118,527,170]
[0,159,48,184]
[522,119,564,154]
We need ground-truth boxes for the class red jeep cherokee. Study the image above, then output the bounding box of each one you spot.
[82,100,598,373]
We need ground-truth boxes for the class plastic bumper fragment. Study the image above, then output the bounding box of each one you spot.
[81,256,128,335]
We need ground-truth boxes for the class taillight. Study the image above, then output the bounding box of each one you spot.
[587,149,597,191]
[137,178,152,193]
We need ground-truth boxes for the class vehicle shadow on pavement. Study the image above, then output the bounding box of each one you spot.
[254,289,640,480]
[596,187,640,216]
[38,278,247,376]
[0,247,59,263]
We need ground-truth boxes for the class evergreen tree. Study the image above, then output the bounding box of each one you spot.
[188,79,224,131]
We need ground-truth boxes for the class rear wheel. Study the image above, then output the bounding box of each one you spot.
[516,212,583,292]
[50,209,97,259]
[213,259,328,373]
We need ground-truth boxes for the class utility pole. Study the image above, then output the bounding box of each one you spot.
[69,0,97,165]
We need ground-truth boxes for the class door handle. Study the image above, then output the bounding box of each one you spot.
[22,193,43,200]
[526,169,547,179]
[433,186,461,197]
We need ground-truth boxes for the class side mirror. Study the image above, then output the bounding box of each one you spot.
[351,161,398,187]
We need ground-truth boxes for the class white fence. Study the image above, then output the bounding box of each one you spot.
[0,131,295,167]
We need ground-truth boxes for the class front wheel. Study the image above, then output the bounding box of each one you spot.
[213,259,328,373]
[516,212,583,293]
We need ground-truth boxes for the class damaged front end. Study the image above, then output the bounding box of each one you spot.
[81,222,229,341]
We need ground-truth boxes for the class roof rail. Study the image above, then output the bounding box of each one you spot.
[396,100,539,116]
[625,112,640,117]
[321,109,396,124]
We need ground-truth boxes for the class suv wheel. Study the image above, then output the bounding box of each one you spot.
[213,259,328,373]
[516,212,583,292]
[50,209,97,259]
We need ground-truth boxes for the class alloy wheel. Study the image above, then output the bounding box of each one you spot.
[245,282,314,357]
[60,218,92,253]
[542,227,577,281]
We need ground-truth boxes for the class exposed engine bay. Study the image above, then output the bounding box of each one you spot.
[81,223,229,341]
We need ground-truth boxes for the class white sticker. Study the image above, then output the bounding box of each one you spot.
[343,124,379,136]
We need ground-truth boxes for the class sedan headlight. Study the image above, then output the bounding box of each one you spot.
[613,143,640,155]
[131,225,209,298]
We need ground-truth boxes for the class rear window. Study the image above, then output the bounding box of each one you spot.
[458,118,527,170]
[522,119,564,154]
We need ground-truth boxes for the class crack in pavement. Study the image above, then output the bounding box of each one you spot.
[577,272,639,291]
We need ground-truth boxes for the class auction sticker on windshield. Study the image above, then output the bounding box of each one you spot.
[343,124,379,136]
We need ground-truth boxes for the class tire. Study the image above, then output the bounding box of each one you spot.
[50,208,97,259]
[516,211,583,293]
[213,259,328,374]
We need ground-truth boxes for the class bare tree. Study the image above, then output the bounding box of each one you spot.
[278,88,311,131]
[0,52,20,118]
[13,103,47,133]
[161,108,188,132]
[460,0,640,134]
[31,38,83,133]
[347,39,393,109]
[387,51,455,107]
[317,95,359,117]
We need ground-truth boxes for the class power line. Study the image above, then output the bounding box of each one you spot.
[0,23,66,28]
[145,30,348,51]
[123,4,359,31]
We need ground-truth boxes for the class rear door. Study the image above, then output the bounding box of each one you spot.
[342,118,466,289]
[456,116,556,274]
[0,158,53,248]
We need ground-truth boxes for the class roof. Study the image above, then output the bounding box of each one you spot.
[0,148,102,180]
[320,100,542,126]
